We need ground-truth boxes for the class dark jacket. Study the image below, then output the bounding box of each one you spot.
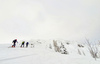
[13,39,17,43]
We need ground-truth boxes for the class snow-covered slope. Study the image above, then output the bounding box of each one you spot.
[0,40,100,64]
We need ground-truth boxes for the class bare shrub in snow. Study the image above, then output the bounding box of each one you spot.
[78,49,81,55]
[86,39,100,60]
[78,44,84,48]
[82,51,85,56]
[77,47,85,55]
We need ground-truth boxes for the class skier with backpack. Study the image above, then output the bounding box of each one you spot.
[20,41,25,47]
[12,39,18,47]
[26,42,29,48]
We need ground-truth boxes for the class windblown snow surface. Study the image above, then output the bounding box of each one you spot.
[0,40,100,64]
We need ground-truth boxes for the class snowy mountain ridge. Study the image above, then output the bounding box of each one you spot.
[0,39,100,64]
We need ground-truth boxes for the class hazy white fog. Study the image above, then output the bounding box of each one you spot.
[0,0,100,43]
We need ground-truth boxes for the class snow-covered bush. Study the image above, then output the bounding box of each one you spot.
[60,43,68,54]
[53,40,60,52]
[53,40,68,54]
[49,44,52,49]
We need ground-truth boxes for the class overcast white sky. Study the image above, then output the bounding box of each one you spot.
[0,0,100,43]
